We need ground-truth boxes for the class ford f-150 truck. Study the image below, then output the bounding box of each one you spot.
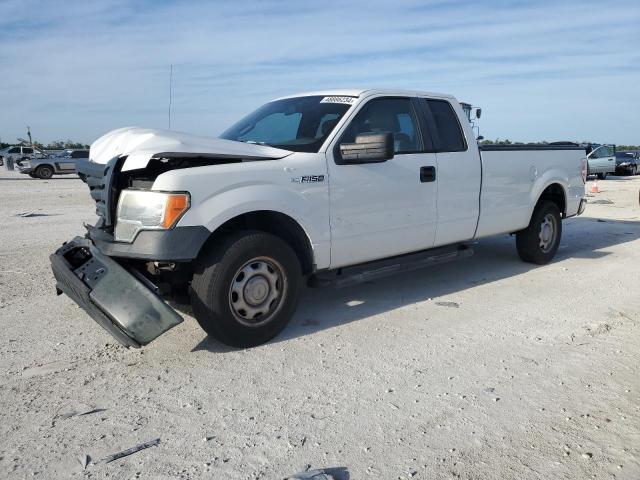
[50,89,588,348]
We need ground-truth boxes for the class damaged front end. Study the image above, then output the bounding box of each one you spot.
[50,127,292,347]
[51,157,201,347]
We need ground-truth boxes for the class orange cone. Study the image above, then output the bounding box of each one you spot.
[590,180,600,193]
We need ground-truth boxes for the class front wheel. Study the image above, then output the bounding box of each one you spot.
[516,201,562,265]
[35,165,54,179]
[190,231,302,348]
[596,172,607,180]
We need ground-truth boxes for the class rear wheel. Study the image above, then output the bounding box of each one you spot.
[190,231,302,348]
[35,165,53,179]
[516,201,562,265]
[596,172,607,180]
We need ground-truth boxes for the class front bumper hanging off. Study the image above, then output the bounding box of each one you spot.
[50,237,183,348]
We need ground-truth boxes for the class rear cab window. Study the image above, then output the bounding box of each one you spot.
[418,98,467,152]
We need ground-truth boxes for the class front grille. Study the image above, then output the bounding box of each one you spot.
[77,157,119,227]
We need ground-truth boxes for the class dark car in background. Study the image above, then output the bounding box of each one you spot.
[615,151,640,176]
[16,149,89,179]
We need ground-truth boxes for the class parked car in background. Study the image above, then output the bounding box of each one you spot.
[586,144,616,179]
[615,151,640,176]
[1,145,48,170]
[16,149,89,179]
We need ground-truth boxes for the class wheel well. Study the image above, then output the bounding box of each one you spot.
[203,211,314,274]
[538,183,566,217]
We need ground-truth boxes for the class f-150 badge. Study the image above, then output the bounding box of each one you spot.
[291,175,325,183]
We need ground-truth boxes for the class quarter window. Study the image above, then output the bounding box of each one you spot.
[340,98,423,154]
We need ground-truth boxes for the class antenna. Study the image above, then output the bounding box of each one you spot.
[168,64,173,130]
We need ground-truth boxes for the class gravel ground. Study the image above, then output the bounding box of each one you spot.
[1,169,639,480]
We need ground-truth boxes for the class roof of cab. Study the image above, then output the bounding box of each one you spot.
[274,88,456,101]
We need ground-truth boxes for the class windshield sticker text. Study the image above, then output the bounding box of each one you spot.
[320,96,355,105]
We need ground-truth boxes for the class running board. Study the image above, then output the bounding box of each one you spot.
[308,244,474,288]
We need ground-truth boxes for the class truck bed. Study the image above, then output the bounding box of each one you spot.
[476,145,586,238]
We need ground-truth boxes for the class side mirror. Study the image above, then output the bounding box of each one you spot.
[475,108,482,119]
[339,132,394,164]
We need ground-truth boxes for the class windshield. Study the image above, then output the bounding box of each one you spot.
[220,95,354,153]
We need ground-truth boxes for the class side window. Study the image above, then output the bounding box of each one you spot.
[236,112,302,144]
[8,147,20,153]
[340,98,423,154]
[591,146,606,158]
[424,99,467,152]
[23,147,34,154]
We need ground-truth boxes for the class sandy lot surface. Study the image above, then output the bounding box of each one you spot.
[0,169,639,480]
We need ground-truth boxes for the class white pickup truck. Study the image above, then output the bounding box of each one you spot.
[50,89,587,348]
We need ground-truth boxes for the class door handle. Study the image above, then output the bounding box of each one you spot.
[420,166,436,182]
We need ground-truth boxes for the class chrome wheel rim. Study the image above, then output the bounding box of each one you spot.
[228,257,286,327]
[538,213,557,253]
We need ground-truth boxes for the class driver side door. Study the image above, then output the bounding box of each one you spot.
[326,96,438,268]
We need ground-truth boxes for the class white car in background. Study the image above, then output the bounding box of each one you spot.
[586,144,616,179]
[0,145,48,169]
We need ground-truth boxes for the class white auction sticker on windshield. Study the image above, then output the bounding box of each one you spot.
[320,96,356,105]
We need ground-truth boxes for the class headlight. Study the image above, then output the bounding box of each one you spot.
[619,162,630,167]
[114,190,190,242]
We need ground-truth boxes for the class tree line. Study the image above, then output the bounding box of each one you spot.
[479,139,639,150]
[0,139,90,150]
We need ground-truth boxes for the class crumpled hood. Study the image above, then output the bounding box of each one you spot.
[89,127,292,171]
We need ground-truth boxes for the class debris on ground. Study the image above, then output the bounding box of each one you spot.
[79,454,92,469]
[435,301,460,308]
[21,360,75,378]
[12,210,53,218]
[51,404,107,427]
[285,466,349,480]
[60,407,107,420]
[102,438,160,464]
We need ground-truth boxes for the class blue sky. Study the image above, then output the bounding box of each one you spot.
[1,0,639,145]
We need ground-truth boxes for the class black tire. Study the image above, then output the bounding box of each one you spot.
[516,201,562,265]
[190,231,302,348]
[35,165,54,179]
[596,172,607,180]
[631,166,638,176]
